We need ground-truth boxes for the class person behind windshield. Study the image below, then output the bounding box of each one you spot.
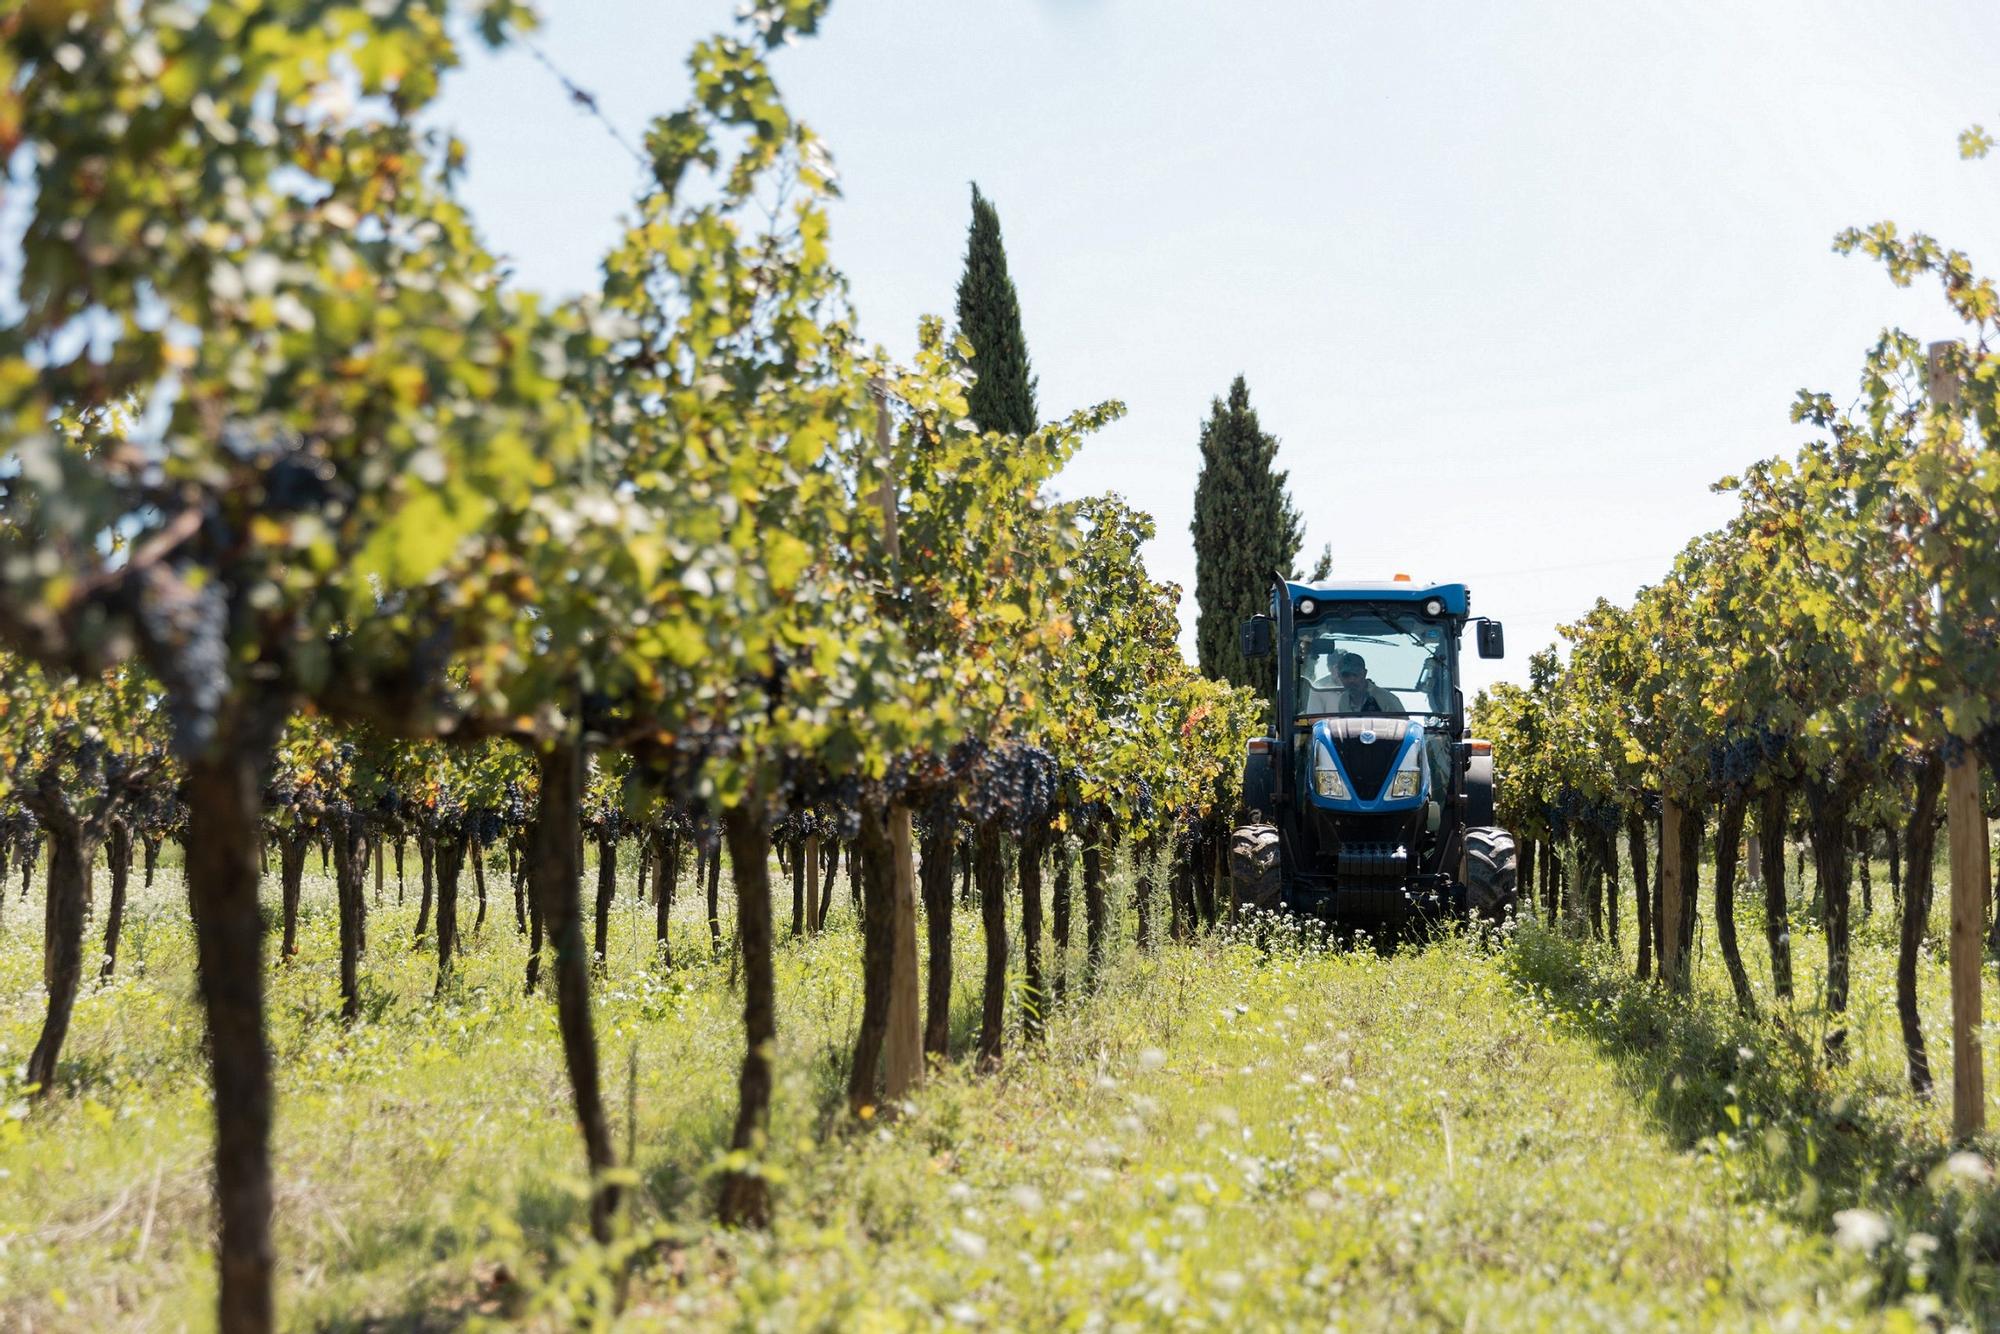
[1330,652,1402,716]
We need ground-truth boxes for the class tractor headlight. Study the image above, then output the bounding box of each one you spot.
[1313,758,1351,800]
[1386,748,1422,800]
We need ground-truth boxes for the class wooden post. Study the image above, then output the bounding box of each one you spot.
[1949,752,1987,1137]
[1659,798,1683,987]
[1929,339,1986,1137]
[884,806,922,1098]
[871,379,923,1101]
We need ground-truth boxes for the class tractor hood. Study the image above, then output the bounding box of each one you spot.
[1306,717,1428,813]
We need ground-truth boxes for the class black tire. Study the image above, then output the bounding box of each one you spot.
[1462,826,1517,922]
[1228,824,1284,914]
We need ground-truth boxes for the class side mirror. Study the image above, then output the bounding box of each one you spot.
[1240,615,1274,660]
[1476,619,1505,659]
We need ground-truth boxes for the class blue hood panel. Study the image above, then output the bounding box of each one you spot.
[1306,718,1428,814]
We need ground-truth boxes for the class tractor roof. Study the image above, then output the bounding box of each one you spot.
[1282,580,1470,616]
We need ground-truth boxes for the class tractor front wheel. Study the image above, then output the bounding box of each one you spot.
[1228,824,1284,916]
[1462,826,1518,922]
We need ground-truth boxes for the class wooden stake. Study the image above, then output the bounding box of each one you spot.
[884,804,923,1099]
[1929,338,1986,1136]
[868,377,923,1097]
[1949,751,1987,1137]
[1659,798,1683,986]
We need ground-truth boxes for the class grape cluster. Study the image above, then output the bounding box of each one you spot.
[963,742,1059,835]
[1543,789,1618,840]
[1705,734,1763,791]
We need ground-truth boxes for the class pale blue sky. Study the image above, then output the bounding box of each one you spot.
[434,0,2000,697]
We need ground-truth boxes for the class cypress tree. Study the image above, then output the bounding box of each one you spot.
[954,183,1038,435]
[1191,375,1304,691]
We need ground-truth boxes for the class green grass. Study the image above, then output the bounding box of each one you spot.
[0,846,1996,1329]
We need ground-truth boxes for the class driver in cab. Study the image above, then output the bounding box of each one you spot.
[1325,652,1402,716]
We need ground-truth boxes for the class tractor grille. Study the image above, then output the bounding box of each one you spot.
[1335,841,1409,881]
[1324,717,1408,801]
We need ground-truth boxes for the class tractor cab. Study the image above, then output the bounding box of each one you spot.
[1234,575,1515,927]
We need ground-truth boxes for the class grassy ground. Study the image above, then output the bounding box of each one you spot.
[0,845,1996,1329]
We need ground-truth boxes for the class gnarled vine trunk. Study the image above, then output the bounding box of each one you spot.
[1583,838,1604,941]
[1898,757,1944,1095]
[717,798,776,1227]
[433,830,469,996]
[819,836,840,930]
[278,829,309,961]
[27,816,94,1092]
[1759,785,1792,1002]
[413,834,435,943]
[1806,781,1854,1057]
[1626,814,1650,981]
[592,829,616,968]
[847,803,897,1114]
[1168,836,1194,941]
[99,817,132,983]
[1599,830,1620,950]
[529,737,618,1241]
[511,833,528,934]
[1020,825,1048,1042]
[654,830,677,963]
[333,814,371,1022]
[1666,804,1704,993]
[1713,789,1755,1015]
[1051,837,1072,1003]
[975,823,1008,1070]
[1134,834,1158,952]
[1855,826,1873,919]
[470,841,487,934]
[705,828,724,955]
[790,839,806,937]
[185,707,284,1333]
[524,883,544,994]
[1083,831,1107,991]
[920,809,956,1059]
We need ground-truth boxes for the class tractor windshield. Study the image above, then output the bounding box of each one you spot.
[1293,610,1453,722]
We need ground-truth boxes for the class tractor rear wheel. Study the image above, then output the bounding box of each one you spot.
[1462,826,1518,922]
[1228,824,1284,915]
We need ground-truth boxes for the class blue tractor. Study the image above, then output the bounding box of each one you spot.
[1231,573,1517,930]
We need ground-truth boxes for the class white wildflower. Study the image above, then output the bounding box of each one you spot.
[1832,1208,1891,1254]
[1946,1151,1994,1185]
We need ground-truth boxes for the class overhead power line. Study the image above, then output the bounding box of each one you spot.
[518,35,650,173]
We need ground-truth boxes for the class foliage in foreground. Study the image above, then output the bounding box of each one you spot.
[6,855,2000,1328]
